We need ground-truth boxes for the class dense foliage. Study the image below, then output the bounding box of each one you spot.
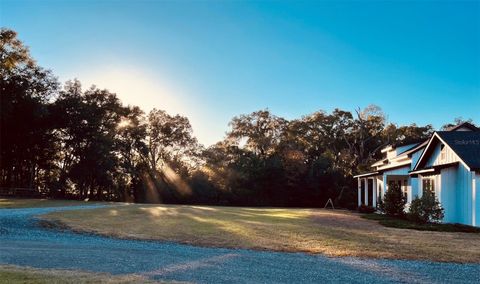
[407,188,444,223]
[379,183,407,217]
[0,29,472,207]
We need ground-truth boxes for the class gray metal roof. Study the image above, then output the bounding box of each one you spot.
[436,131,480,171]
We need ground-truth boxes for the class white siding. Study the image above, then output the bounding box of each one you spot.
[418,155,477,227]
[440,167,457,223]
[475,173,480,227]
[386,150,397,159]
[410,149,424,171]
[455,165,474,225]
[382,166,410,176]
[425,144,441,167]
[411,177,420,199]
[426,142,462,168]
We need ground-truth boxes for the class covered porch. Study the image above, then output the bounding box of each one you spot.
[354,172,411,208]
[385,174,410,199]
[354,172,381,208]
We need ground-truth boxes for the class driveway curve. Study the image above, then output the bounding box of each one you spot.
[0,206,479,283]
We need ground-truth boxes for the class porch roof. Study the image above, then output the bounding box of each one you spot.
[409,162,459,176]
[353,171,379,178]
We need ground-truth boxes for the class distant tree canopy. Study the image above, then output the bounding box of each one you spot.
[0,28,476,207]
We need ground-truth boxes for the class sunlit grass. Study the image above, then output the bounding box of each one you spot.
[0,198,103,209]
[41,204,480,263]
[0,265,159,283]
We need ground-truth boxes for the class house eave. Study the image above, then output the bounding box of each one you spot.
[353,171,380,178]
[376,161,411,172]
[409,162,459,177]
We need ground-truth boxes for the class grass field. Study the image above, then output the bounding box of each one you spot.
[0,265,157,283]
[0,198,105,209]
[40,203,480,263]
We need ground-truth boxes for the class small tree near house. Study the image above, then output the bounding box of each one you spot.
[379,182,406,217]
[407,187,444,223]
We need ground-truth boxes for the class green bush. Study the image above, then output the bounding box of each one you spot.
[358,204,376,213]
[407,187,444,224]
[379,182,406,217]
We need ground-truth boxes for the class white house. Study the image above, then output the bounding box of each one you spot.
[354,122,480,227]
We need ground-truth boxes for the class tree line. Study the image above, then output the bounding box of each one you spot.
[1,28,471,208]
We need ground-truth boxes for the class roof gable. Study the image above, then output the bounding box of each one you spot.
[436,131,480,171]
[447,122,479,132]
[413,131,480,171]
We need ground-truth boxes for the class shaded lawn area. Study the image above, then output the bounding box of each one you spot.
[0,265,158,283]
[41,204,480,263]
[362,213,480,233]
[0,198,106,209]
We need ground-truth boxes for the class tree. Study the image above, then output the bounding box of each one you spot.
[407,187,444,223]
[228,110,287,160]
[143,109,199,202]
[395,124,434,144]
[146,109,197,170]
[53,82,128,200]
[349,105,387,173]
[0,28,35,74]
[0,28,59,191]
[3,28,462,207]
[114,106,148,202]
[379,182,406,217]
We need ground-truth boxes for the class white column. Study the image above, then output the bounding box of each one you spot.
[383,174,388,195]
[357,178,361,207]
[372,178,377,208]
[364,178,368,206]
[418,175,423,198]
[408,178,412,203]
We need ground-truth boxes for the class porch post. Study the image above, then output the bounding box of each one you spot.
[357,178,361,207]
[383,174,388,195]
[364,178,368,206]
[372,178,377,208]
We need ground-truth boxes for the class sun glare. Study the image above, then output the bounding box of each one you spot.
[117,117,131,129]
[72,65,218,145]
[77,65,186,115]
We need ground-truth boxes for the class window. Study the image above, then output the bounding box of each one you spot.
[403,179,408,197]
[422,178,435,192]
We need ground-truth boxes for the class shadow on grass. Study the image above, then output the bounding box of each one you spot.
[361,213,480,233]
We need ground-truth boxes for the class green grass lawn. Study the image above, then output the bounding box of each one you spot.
[362,213,480,233]
[39,202,480,263]
[0,265,158,283]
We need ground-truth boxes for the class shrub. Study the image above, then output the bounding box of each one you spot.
[377,196,384,213]
[379,182,406,217]
[407,187,444,224]
[358,204,376,213]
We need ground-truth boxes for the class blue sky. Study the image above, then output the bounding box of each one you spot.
[2,0,479,145]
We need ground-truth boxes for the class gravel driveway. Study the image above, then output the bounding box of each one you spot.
[0,206,479,283]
